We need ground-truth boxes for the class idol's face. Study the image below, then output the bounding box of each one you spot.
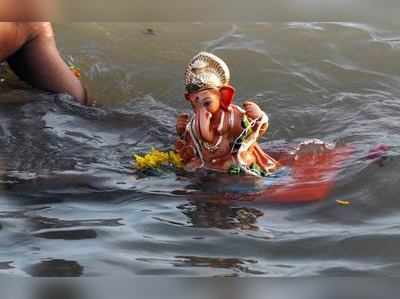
[185,88,221,115]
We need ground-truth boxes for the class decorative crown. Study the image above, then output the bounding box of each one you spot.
[184,52,230,93]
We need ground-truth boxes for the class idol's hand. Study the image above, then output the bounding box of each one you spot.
[184,158,203,172]
[176,113,190,136]
[243,101,264,120]
[175,139,196,163]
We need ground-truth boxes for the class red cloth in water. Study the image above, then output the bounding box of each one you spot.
[242,146,353,203]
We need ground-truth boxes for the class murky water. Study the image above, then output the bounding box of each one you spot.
[1,22,400,277]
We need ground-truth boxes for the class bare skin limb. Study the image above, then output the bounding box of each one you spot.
[0,22,87,104]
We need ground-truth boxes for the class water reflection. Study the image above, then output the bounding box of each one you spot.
[136,255,264,276]
[31,281,88,299]
[178,201,263,231]
[29,215,123,231]
[0,261,13,270]
[33,229,98,240]
[174,256,264,275]
[26,259,84,277]
[185,172,265,194]
[28,215,123,240]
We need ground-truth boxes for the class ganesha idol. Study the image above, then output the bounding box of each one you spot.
[176,52,280,177]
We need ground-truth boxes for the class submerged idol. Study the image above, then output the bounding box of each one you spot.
[176,52,279,177]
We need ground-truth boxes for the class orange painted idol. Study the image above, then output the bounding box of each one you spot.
[176,52,279,177]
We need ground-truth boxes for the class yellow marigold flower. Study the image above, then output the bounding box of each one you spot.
[133,148,183,170]
[168,151,183,168]
[69,65,81,78]
[133,155,147,169]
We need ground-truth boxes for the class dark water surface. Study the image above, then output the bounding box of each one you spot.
[1,22,400,277]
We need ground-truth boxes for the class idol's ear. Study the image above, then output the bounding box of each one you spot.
[219,85,236,110]
[184,93,191,101]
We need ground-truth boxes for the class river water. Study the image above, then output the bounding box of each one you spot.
[0,22,400,277]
